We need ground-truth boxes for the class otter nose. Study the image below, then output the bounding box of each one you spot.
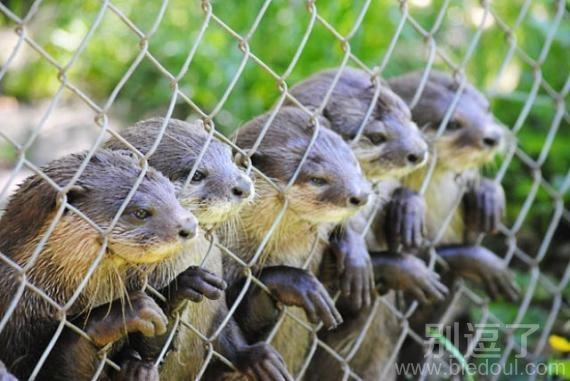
[348,192,370,208]
[406,150,427,165]
[231,177,253,200]
[482,135,500,148]
[178,218,197,240]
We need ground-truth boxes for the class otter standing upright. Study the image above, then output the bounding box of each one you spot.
[0,149,198,380]
[222,106,371,377]
[286,66,446,381]
[105,118,291,381]
[389,70,520,375]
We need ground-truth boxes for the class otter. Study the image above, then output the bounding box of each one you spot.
[286,67,448,381]
[388,70,520,375]
[0,149,198,380]
[104,118,291,381]
[221,106,371,377]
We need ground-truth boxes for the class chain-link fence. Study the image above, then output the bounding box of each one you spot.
[0,0,568,380]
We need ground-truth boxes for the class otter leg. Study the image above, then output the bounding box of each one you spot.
[161,266,227,310]
[228,266,342,334]
[437,245,519,301]
[203,311,292,381]
[463,178,505,241]
[262,266,343,329]
[85,290,168,347]
[385,187,426,251]
[39,290,167,381]
[326,225,375,310]
[370,251,448,304]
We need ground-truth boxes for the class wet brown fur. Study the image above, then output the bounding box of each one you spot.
[291,68,429,381]
[105,117,257,380]
[389,70,509,377]
[0,150,196,380]
[223,107,371,376]
[286,67,428,182]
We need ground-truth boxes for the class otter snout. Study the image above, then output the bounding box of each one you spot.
[178,215,198,240]
[231,175,254,201]
[482,129,502,149]
[405,146,428,166]
[348,191,370,208]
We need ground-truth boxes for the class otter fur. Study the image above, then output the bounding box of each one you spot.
[105,118,291,381]
[388,70,520,377]
[222,106,371,377]
[287,67,445,381]
[0,149,197,380]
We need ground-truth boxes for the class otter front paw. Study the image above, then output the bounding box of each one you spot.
[169,266,227,304]
[385,187,425,251]
[235,343,292,381]
[372,252,449,304]
[328,227,375,309]
[86,291,168,347]
[260,266,343,329]
[115,359,158,381]
[463,178,505,235]
[438,245,519,301]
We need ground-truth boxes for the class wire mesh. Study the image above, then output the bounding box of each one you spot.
[0,0,568,380]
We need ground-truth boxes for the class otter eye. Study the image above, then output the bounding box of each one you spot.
[446,120,463,131]
[309,177,328,186]
[132,209,151,220]
[191,170,206,182]
[367,133,387,145]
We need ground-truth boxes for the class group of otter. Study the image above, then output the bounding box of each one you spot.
[0,68,519,381]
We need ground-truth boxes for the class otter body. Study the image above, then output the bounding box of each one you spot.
[106,118,290,381]
[388,70,519,375]
[223,106,371,377]
[287,67,442,381]
[0,149,197,380]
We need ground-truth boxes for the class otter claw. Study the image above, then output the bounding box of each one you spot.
[437,245,519,301]
[237,343,292,381]
[464,178,505,235]
[170,266,227,303]
[328,226,374,310]
[87,291,167,346]
[372,252,447,304]
[260,266,342,329]
[386,188,426,251]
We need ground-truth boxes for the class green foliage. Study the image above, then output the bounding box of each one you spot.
[1,1,567,241]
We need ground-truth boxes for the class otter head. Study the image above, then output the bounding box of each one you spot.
[234,107,371,225]
[104,118,253,226]
[287,67,428,182]
[65,150,197,264]
[388,70,507,172]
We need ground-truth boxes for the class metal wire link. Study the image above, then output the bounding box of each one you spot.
[0,1,568,380]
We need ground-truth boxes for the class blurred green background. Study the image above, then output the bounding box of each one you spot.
[1,0,568,376]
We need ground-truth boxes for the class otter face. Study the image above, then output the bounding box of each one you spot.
[65,151,198,264]
[426,100,505,172]
[287,67,428,183]
[171,140,254,226]
[287,137,371,224]
[236,107,371,225]
[389,70,508,173]
[349,87,428,181]
[105,118,254,226]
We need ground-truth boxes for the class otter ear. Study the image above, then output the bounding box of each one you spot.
[66,185,88,206]
[249,152,268,171]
